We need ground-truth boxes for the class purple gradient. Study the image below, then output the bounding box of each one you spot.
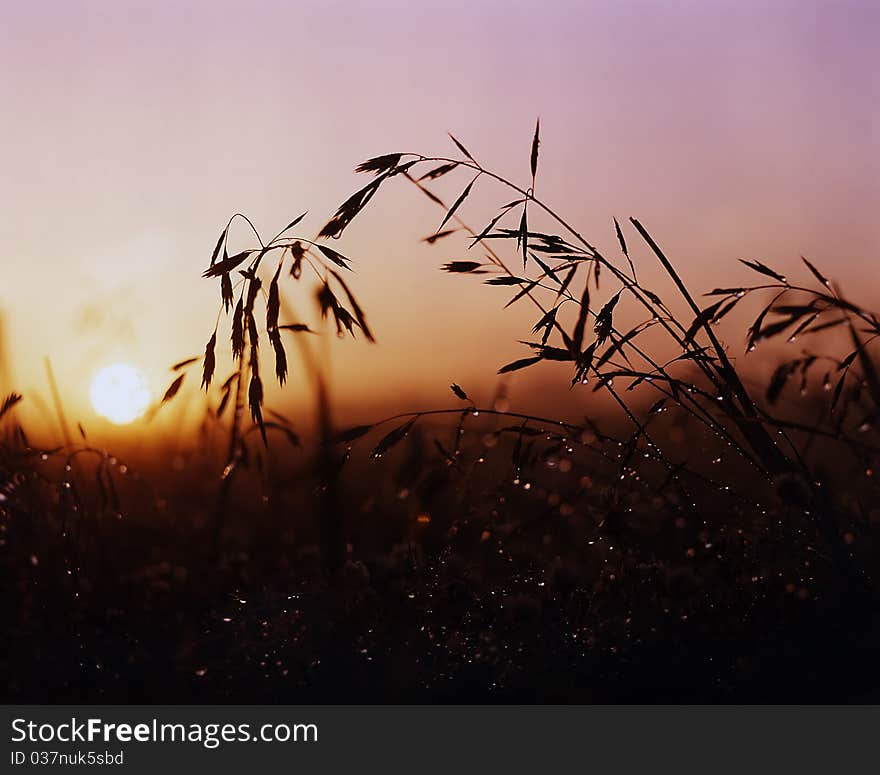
[1,0,877,429]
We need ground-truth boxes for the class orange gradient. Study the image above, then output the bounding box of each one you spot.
[1,1,878,439]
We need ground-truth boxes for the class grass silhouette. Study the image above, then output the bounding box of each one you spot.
[1,123,878,702]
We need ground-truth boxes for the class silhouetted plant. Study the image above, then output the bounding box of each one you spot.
[324,122,879,585]
[164,211,375,565]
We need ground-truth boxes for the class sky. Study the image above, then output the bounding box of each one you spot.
[1,0,878,436]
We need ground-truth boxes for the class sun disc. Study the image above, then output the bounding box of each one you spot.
[90,363,151,425]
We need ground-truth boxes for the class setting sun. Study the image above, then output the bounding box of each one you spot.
[89,363,151,425]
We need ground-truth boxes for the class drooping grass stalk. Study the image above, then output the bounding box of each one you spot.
[192,211,369,572]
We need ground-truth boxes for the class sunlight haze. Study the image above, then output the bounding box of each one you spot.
[1,0,878,436]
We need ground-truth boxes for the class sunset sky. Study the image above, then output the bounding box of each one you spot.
[1,0,878,435]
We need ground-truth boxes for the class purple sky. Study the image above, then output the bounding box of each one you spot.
[1,0,878,429]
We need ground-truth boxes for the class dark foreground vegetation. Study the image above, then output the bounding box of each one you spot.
[3,124,879,701]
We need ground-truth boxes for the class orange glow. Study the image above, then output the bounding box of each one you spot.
[1,2,877,438]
